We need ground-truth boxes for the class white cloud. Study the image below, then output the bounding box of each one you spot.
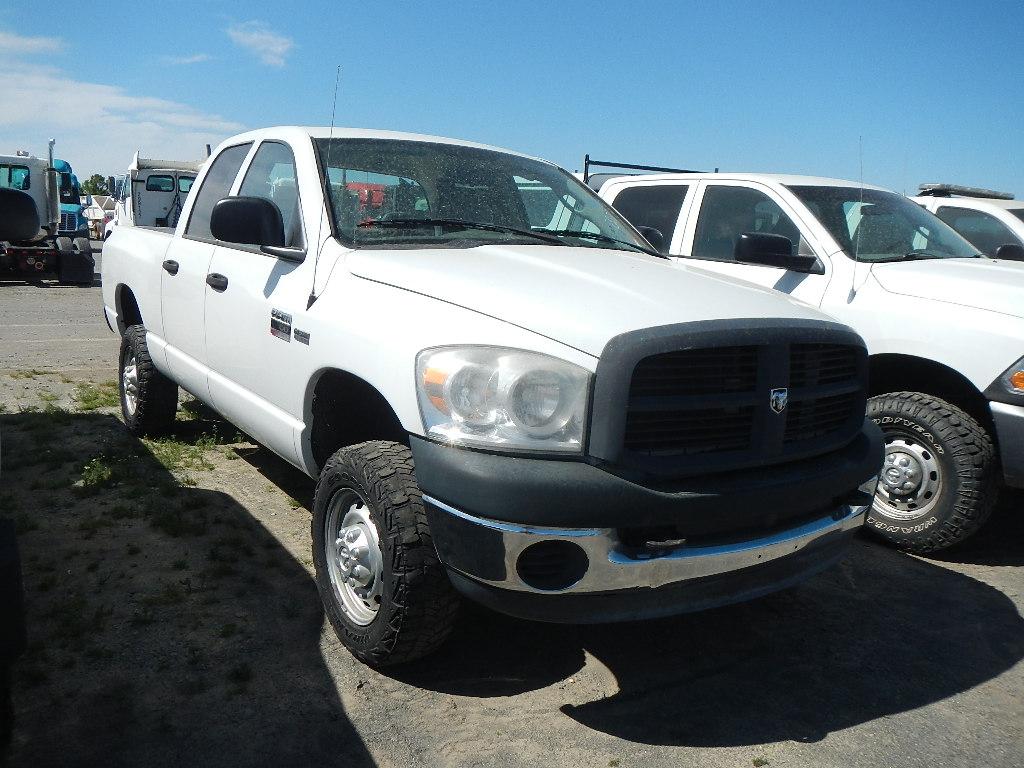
[0,36,245,175]
[0,30,61,55]
[226,21,293,67]
[163,53,212,65]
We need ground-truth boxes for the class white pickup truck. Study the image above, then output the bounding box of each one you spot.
[101,127,881,666]
[589,162,1024,553]
[913,184,1024,261]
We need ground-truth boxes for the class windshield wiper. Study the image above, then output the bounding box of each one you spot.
[538,229,665,258]
[358,218,564,245]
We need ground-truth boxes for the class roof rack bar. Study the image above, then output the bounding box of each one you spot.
[917,183,1014,200]
[583,154,702,184]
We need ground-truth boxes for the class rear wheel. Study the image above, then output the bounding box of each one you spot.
[866,392,998,553]
[311,441,460,667]
[119,325,178,436]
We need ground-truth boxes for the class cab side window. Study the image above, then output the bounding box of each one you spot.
[611,185,688,254]
[238,141,303,248]
[934,206,1020,257]
[692,186,802,261]
[185,143,253,240]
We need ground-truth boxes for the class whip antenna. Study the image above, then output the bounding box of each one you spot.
[309,65,341,310]
[849,135,864,302]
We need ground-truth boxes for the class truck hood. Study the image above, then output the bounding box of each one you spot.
[871,258,1024,319]
[348,245,832,357]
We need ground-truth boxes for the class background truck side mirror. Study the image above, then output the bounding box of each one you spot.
[734,232,823,274]
[994,243,1024,261]
[210,196,285,248]
[0,188,41,241]
[635,226,665,253]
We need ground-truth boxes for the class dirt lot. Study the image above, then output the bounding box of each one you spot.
[1,276,1022,768]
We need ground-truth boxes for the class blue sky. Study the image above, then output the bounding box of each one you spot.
[1,1,1022,196]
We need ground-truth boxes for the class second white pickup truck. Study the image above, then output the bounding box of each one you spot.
[590,162,1024,553]
[102,128,881,666]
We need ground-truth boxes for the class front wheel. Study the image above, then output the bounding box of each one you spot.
[866,392,999,553]
[119,325,178,436]
[311,441,460,667]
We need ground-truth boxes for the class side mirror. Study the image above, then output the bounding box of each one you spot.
[734,232,822,273]
[210,196,285,248]
[635,226,665,253]
[0,188,41,241]
[994,243,1024,262]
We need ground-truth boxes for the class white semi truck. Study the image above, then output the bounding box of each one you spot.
[0,141,94,284]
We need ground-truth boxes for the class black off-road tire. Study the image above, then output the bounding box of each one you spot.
[311,441,460,667]
[119,325,178,437]
[866,392,999,553]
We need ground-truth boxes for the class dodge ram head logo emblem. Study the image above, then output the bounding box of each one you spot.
[770,388,788,414]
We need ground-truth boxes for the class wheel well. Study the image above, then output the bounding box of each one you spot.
[310,369,408,471]
[116,284,142,332]
[869,354,993,431]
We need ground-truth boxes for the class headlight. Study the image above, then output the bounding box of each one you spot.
[416,346,590,453]
[1002,356,1024,394]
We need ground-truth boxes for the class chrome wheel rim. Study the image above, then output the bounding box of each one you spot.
[873,437,942,520]
[325,490,383,626]
[122,353,139,416]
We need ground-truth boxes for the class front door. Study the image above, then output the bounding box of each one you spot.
[679,182,831,307]
[203,140,309,464]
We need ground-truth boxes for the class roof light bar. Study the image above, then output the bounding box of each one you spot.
[918,183,1015,200]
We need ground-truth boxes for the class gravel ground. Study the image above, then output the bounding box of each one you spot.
[1,265,1021,768]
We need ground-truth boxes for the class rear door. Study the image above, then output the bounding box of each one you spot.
[601,180,692,254]
[203,139,310,462]
[160,142,252,401]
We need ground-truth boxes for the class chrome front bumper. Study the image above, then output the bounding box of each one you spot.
[423,475,876,596]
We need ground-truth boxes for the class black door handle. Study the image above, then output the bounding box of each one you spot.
[162,259,179,275]
[206,273,228,292]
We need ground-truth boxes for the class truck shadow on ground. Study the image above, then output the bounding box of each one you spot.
[1,411,374,768]
[395,530,1024,748]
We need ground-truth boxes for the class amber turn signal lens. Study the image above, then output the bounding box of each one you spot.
[1010,370,1024,391]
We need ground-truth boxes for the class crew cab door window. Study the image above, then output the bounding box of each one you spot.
[692,185,803,261]
[934,206,1021,257]
[185,143,252,240]
[238,141,304,248]
[609,185,688,254]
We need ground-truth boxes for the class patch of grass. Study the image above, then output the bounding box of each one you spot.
[51,595,111,642]
[752,758,770,767]
[151,507,208,538]
[218,622,238,639]
[8,369,53,380]
[76,457,116,494]
[145,435,216,474]
[77,516,113,539]
[287,496,302,510]
[172,559,189,571]
[73,381,120,411]
[37,389,59,404]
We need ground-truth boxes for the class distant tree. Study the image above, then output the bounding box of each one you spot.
[81,174,109,195]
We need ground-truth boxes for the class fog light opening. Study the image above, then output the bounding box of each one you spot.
[515,540,588,591]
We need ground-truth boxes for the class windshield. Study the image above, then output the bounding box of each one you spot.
[59,172,78,204]
[788,185,980,262]
[313,138,648,251]
[1011,209,1024,225]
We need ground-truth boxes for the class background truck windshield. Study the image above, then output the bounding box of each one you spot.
[789,186,980,262]
[314,138,646,251]
[0,164,30,190]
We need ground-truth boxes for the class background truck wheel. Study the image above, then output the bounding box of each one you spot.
[118,325,178,437]
[55,236,72,253]
[72,236,91,256]
[867,392,998,553]
[311,440,460,667]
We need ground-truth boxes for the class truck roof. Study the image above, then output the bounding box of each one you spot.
[216,126,548,165]
[589,170,890,192]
